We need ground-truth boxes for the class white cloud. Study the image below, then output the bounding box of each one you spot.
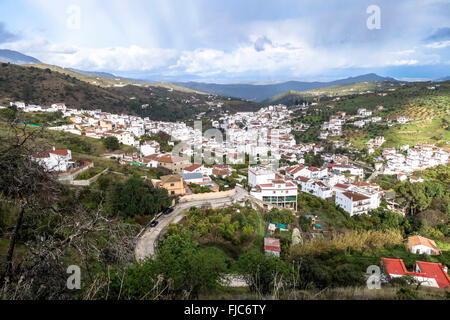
[425,40,450,49]
[2,39,177,71]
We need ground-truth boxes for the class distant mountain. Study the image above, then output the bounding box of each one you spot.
[435,76,450,82]
[67,68,118,79]
[0,49,40,65]
[176,73,398,102]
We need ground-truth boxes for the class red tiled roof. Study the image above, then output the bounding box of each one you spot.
[342,191,369,201]
[415,261,450,289]
[49,149,69,156]
[184,164,203,172]
[297,176,310,183]
[382,258,450,289]
[157,154,173,163]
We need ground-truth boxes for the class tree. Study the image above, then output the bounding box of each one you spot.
[236,249,292,295]
[102,136,120,151]
[105,175,171,218]
[108,231,228,299]
[0,115,139,299]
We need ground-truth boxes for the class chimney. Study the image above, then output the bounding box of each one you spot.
[443,265,448,274]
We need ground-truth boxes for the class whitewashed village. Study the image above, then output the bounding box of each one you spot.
[3,98,450,291]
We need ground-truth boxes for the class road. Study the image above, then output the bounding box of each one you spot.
[134,186,249,261]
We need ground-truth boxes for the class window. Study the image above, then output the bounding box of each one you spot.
[171,191,175,195]
[170,183,174,187]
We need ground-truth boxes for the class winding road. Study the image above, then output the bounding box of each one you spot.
[134,186,249,261]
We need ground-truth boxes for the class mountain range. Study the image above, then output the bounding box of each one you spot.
[175,74,398,102]
[1,49,449,104]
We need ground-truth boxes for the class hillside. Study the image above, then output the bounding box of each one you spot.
[29,63,202,93]
[266,81,404,105]
[290,79,450,149]
[0,63,262,122]
[177,74,397,102]
[0,49,41,65]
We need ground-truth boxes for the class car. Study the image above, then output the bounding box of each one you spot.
[163,207,174,215]
[149,220,159,227]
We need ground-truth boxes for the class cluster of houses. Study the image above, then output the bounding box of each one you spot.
[319,107,385,139]
[246,157,382,216]
[379,143,449,176]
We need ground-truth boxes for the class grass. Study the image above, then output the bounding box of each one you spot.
[383,115,450,148]
[0,238,28,270]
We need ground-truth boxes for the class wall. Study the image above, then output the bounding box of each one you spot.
[70,168,109,186]
[179,188,236,202]
[57,162,94,184]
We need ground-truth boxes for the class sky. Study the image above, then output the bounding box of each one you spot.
[0,0,449,82]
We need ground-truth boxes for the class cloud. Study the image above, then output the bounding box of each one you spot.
[0,22,18,44]
[424,27,450,42]
[254,36,272,52]
[425,40,450,49]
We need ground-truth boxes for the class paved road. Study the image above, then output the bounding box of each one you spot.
[134,186,249,261]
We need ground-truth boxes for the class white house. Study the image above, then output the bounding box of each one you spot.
[250,179,298,210]
[335,191,371,216]
[408,236,441,255]
[248,166,276,187]
[140,140,160,156]
[332,164,364,178]
[397,117,409,124]
[297,177,332,199]
[33,147,72,172]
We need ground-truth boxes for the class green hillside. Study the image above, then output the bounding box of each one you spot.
[289,80,450,149]
[29,63,203,93]
[0,63,262,122]
[266,81,403,105]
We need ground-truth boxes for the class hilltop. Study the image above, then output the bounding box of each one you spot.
[29,63,203,94]
[0,63,261,122]
[265,81,404,105]
[177,74,397,102]
[0,49,41,65]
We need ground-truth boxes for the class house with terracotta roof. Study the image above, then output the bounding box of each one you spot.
[151,174,185,196]
[182,163,213,176]
[408,236,441,255]
[157,154,191,173]
[33,147,73,172]
[335,191,371,216]
[381,258,449,289]
[212,164,232,178]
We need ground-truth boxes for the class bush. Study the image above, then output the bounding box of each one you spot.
[102,136,120,151]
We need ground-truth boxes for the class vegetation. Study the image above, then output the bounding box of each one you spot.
[105,175,171,218]
[102,136,120,151]
[0,63,262,122]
